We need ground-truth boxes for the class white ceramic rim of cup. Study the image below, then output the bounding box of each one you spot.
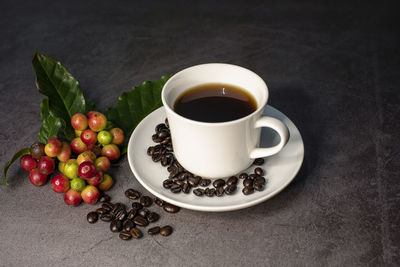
[161,63,269,126]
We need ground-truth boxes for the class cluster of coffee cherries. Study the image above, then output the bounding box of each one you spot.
[19,111,124,206]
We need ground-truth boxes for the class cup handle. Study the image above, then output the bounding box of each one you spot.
[249,116,290,159]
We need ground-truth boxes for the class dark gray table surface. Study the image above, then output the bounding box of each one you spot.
[0,0,399,266]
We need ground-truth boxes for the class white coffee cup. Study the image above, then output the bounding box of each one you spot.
[161,63,289,178]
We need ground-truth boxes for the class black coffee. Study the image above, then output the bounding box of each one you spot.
[173,83,257,123]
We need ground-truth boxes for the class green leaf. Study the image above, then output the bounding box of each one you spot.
[2,148,30,186]
[38,114,64,143]
[105,75,172,141]
[32,50,92,141]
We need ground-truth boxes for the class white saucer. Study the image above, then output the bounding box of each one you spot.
[127,106,304,212]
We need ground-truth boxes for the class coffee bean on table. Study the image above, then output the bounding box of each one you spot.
[99,194,111,203]
[239,173,248,179]
[140,196,153,207]
[254,183,264,191]
[193,188,204,196]
[225,184,237,195]
[253,158,264,165]
[125,189,141,200]
[147,212,160,223]
[110,220,123,232]
[100,213,114,222]
[154,197,165,207]
[115,209,127,221]
[213,179,225,188]
[133,215,149,227]
[111,203,126,214]
[127,209,137,220]
[160,226,173,236]
[226,176,238,186]
[87,212,98,224]
[130,228,143,239]
[163,203,180,213]
[254,167,264,176]
[254,176,266,186]
[188,176,200,187]
[199,178,211,187]
[96,208,108,215]
[216,186,225,197]
[138,208,150,218]
[182,183,191,194]
[123,220,136,232]
[102,202,114,211]
[119,231,132,240]
[148,226,161,235]
[131,202,143,210]
[242,186,255,195]
[243,178,253,187]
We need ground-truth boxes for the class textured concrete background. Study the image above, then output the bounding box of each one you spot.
[0,0,399,266]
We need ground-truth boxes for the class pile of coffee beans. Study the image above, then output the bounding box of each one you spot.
[147,119,267,197]
[87,189,178,240]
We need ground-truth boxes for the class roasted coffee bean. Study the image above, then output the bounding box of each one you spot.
[130,228,143,239]
[148,226,161,235]
[253,158,264,165]
[243,178,253,187]
[177,172,189,181]
[87,212,98,224]
[170,184,182,193]
[169,170,179,179]
[213,179,225,188]
[188,176,200,187]
[147,212,160,223]
[96,208,108,215]
[140,196,153,207]
[125,189,141,200]
[153,144,163,152]
[216,186,225,197]
[174,180,185,187]
[163,203,180,213]
[225,184,237,195]
[193,188,204,196]
[152,153,163,162]
[127,209,137,220]
[115,209,127,221]
[138,208,150,218]
[167,165,174,173]
[131,202,143,210]
[155,123,168,132]
[99,194,111,203]
[119,231,132,240]
[161,137,171,146]
[111,203,126,215]
[133,215,149,227]
[239,173,248,179]
[102,202,114,211]
[160,226,173,236]
[199,178,211,187]
[165,143,173,152]
[182,183,191,194]
[161,153,174,166]
[254,176,266,186]
[100,213,114,222]
[254,183,264,191]
[147,146,155,156]
[205,188,216,197]
[242,186,255,195]
[154,197,165,207]
[157,129,170,139]
[123,220,136,232]
[110,220,123,232]
[152,134,162,143]
[165,118,169,128]
[249,174,257,180]
[226,176,238,186]
[254,167,264,176]
[163,179,174,189]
